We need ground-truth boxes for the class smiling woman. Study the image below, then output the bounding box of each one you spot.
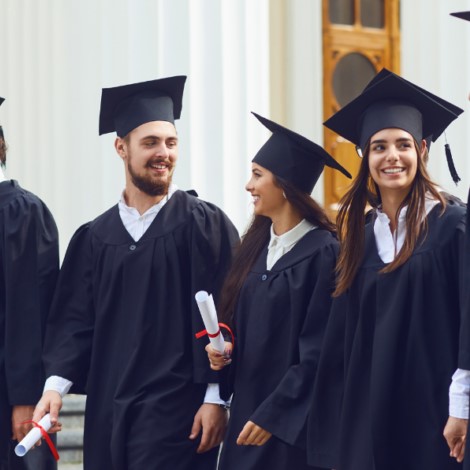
[205,112,350,470]
[308,69,466,470]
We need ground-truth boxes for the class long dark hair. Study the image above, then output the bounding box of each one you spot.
[334,140,445,297]
[218,175,335,326]
[0,136,7,166]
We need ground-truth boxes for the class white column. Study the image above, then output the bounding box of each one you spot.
[0,0,272,254]
[401,0,470,199]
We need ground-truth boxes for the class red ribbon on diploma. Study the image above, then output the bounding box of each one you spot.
[22,420,60,461]
[195,322,235,347]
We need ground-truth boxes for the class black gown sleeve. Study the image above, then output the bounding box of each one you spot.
[43,224,95,393]
[190,202,239,384]
[249,243,337,448]
[4,194,59,404]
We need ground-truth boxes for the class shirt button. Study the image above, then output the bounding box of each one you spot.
[129,244,137,251]
[261,274,268,281]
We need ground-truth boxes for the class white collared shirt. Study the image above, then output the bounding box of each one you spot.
[0,166,7,183]
[266,219,316,270]
[45,184,227,405]
[118,183,177,241]
[373,198,439,263]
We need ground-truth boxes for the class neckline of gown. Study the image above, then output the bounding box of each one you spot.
[91,190,200,245]
[364,202,449,268]
[251,228,333,273]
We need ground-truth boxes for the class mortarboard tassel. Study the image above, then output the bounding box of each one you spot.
[445,143,461,184]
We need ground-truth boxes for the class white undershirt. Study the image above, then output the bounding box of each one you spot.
[266,219,316,270]
[373,198,439,263]
[45,184,226,405]
[373,199,469,419]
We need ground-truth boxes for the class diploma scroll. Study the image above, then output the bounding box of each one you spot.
[195,290,226,353]
[15,414,52,457]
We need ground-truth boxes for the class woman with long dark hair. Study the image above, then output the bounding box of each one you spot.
[207,112,350,469]
[308,70,465,470]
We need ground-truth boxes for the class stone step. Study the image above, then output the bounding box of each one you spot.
[61,395,86,414]
[57,394,86,466]
[58,463,83,470]
[57,428,84,449]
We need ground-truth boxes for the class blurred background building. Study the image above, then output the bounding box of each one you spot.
[1,0,470,254]
[1,1,470,468]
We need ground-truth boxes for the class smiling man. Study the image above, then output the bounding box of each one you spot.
[32,76,239,470]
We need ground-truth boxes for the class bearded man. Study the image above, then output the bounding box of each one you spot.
[33,76,238,470]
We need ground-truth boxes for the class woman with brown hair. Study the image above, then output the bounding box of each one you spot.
[207,112,350,470]
[308,70,465,470]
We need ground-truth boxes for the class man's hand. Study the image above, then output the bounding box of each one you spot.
[32,390,63,434]
[237,420,272,446]
[444,416,468,463]
[189,403,228,453]
[11,405,34,442]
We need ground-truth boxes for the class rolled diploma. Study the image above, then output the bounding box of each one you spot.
[195,290,225,353]
[15,414,52,457]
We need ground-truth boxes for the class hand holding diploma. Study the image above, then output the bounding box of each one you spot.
[195,291,226,353]
[32,390,63,434]
[14,414,52,457]
[205,342,233,370]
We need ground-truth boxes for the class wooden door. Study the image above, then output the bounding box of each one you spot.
[323,0,400,215]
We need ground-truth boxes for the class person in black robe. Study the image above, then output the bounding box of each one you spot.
[442,12,470,466]
[206,112,351,470]
[308,69,465,470]
[0,115,59,470]
[32,77,239,470]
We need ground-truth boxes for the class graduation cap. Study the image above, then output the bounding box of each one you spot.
[252,112,351,194]
[324,69,463,182]
[450,11,470,22]
[363,69,462,145]
[99,76,186,137]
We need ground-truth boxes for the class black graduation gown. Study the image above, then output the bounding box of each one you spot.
[43,190,238,470]
[308,200,465,470]
[218,228,337,470]
[0,181,59,467]
[458,190,470,470]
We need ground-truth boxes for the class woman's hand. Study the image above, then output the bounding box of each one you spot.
[205,342,233,370]
[444,416,467,463]
[237,420,272,446]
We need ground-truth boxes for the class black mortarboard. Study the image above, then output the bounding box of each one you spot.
[252,112,351,194]
[363,69,463,145]
[451,11,470,22]
[99,76,186,137]
[324,70,461,152]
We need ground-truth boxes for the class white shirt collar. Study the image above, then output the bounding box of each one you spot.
[268,218,316,250]
[0,166,7,183]
[374,197,440,263]
[119,183,178,216]
[266,219,316,270]
[118,183,178,241]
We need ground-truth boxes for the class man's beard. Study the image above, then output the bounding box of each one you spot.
[127,159,172,197]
